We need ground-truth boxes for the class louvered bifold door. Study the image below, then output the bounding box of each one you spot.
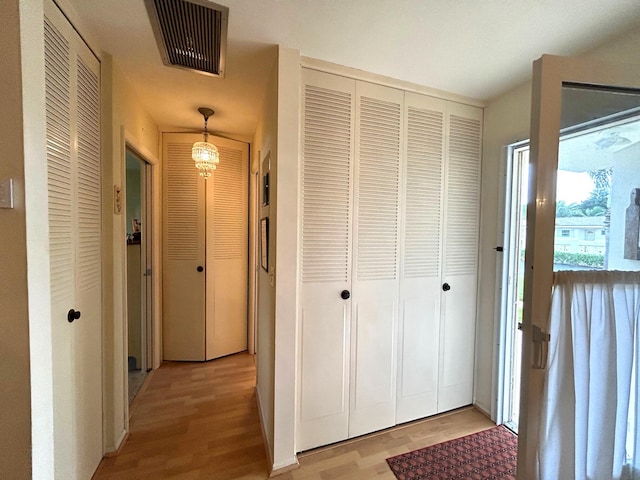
[349,81,403,438]
[438,102,483,412]
[162,133,206,361]
[396,93,446,424]
[298,70,355,451]
[45,0,103,478]
[205,136,249,360]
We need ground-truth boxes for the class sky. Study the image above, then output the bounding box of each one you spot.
[556,170,595,203]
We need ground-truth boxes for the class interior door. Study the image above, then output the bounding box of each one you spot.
[519,55,640,479]
[349,81,403,437]
[163,134,206,360]
[205,136,249,359]
[396,93,446,424]
[45,1,103,477]
[298,69,355,451]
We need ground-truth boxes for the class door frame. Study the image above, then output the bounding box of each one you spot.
[518,54,640,478]
[121,131,160,425]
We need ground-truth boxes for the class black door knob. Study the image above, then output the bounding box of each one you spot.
[67,309,81,323]
[197,266,204,272]
[442,283,451,292]
[340,290,350,300]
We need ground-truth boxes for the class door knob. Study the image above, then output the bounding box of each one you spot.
[340,290,351,300]
[442,283,451,292]
[197,266,204,272]
[67,309,81,323]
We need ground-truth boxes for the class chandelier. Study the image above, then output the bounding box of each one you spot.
[192,107,219,178]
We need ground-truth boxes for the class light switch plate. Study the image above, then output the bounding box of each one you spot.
[0,178,14,209]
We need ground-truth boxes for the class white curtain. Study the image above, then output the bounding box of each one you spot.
[538,270,640,480]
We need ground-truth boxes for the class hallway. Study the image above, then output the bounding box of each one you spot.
[94,351,495,479]
[94,353,267,479]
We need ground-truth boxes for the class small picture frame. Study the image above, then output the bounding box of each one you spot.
[260,217,269,271]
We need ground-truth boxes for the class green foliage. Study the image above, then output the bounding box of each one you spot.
[553,251,604,268]
[555,168,611,217]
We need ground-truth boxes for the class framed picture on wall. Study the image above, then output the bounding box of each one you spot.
[260,217,269,271]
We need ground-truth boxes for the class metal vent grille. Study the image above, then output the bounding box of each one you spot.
[145,0,228,77]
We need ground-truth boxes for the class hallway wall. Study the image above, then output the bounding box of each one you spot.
[0,1,35,477]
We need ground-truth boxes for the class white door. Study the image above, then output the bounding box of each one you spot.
[298,70,355,451]
[519,55,640,479]
[348,81,403,437]
[437,103,482,412]
[45,1,103,478]
[163,136,206,360]
[162,133,248,361]
[205,136,249,359]
[396,93,446,423]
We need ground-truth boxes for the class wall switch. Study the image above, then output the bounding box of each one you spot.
[0,179,14,209]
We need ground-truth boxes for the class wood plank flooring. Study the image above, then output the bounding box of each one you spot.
[93,353,496,479]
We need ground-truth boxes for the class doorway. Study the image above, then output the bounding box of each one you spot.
[125,147,153,403]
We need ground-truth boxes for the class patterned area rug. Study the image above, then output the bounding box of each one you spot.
[386,425,517,480]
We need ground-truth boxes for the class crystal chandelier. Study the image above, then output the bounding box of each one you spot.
[192,107,219,178]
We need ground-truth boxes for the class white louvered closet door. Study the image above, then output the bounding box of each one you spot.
[397,93,446,424]
[45,1,103,478]
[163,134,206,361]
[438,102,483,412]
[205,136,248,360]
[298,70,355,451]
[349,82,403,438]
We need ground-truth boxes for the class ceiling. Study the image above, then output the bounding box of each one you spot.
[65,0,640,142]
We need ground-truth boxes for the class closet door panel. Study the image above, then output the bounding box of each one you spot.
[298,70,355,451]
[438,103,482,412]
[205,136,249,360]
[349,81,403,438]
[45,1,102,477]
[397,93,446,423]
[163,134,206,361]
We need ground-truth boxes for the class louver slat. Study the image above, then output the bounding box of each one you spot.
[356,97,401,281]
[445,115,481,276]
[76,57,101,293]
[209,146,246,260]
[302,85,352,283]
[404,107,444,278]
[45,17,73,305]
[166,143,200,260]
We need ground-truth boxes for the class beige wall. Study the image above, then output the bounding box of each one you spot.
[102,54,161,453]
[476,25,640,418]
[254,47,278,466]
[0,1,34,477]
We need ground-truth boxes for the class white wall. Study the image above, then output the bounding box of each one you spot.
[254,47,278,467]
[476,25,640,419]
[0,1,39,477]
[101,54,161,453]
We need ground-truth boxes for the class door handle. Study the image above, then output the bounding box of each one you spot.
[340,290,350,300]
[67,309,81,323]
[442,283,451,292]
[197,266,204,272]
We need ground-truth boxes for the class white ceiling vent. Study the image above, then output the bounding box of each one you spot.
[145,0,228,77]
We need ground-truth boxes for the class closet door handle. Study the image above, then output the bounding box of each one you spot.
[340,290,351,300]
[442,283,451,292]
[197,266,204,272]
[67,309,81,323]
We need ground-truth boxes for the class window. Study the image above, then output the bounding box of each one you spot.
[561,229,571,237]
[585,230,595,241]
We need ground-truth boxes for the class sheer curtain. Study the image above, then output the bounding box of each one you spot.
[538,270,640,480]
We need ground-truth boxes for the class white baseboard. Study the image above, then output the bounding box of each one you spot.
[104,428,128,457]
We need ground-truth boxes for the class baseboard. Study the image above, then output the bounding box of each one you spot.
[103,429,128,457]
[269,459,300,477]
[473,403,492,421]
[255,386,275,469]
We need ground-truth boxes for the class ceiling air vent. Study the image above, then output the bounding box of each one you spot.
[145,0,228,77]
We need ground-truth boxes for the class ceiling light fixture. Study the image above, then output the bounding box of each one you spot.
[192,107,219,178]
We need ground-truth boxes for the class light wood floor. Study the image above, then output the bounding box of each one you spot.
[93,352,495,479]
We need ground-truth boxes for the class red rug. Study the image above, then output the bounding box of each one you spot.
[386,425,517,480]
